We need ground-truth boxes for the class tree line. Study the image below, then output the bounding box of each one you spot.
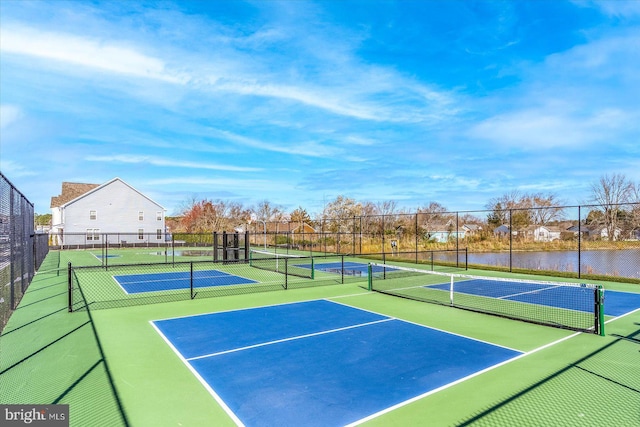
[169,174,639,241]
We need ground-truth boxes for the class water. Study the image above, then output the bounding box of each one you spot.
[468,248,640,278]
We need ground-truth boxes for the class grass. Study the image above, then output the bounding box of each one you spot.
[1,250,639,426]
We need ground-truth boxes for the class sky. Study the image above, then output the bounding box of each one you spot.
[1,0,639,216]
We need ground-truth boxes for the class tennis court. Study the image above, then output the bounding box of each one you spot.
[426,279,640,317]
[113,269,258,294]
[5,251,640,426]
[152,299,522,427]
[427,278,595,312]
[304,261,398,276]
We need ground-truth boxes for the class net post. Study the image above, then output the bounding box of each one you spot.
[341,255,344,284]
[367,263,372,291]
[284,258,288,290]
[596,286,605,336]
[67,262,73,312]
[449,274,454,306]
[311,257,315,280]
[190,262,195,299]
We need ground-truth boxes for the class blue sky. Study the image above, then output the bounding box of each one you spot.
[1,0,639,216]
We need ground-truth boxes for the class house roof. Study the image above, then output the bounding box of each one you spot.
[51,177,165,210]
[50,182,100,208]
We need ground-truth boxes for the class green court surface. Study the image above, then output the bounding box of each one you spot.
[1,251,639,426]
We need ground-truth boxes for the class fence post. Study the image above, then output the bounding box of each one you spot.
[68,262,73,312]
[244,231,249,261]
[509,209,513,273]
[190,262,195,299]
[578,206,582,279]
[455,212,459,268]
[465,247,468,270]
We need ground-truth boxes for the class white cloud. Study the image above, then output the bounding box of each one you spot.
[85,155,262,172]
[0,159,38,177]
[0,25,189,84]
[0,18,458,125]
[146,177,294,193]
[208,128,340,158]
[469,108,634,148]
[0,105,23,128]
[577,0,640,18]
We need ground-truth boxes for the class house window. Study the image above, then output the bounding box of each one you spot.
[86,229,100,241]
[90,210,97,220]
[138,229,144,240]
[138,211,144,221]
[156,229,162,240]
[156,211,162,221]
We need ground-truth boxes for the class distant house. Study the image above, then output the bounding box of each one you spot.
[426,230,464,243]
[588,226,622,241]
[525,225,562,242]
[50,178,166,247]
[425,221,463,243]
[493,225,511,238]
[289,223,317,235]
[461,224,482,235]
[566,224,588,237]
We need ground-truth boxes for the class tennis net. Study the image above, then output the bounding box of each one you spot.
[249,249,314,279]
[368,263,604,335]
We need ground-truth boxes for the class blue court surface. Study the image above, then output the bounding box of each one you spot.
[152,300,522,427]
[308,261,398,276]
[113,270,257,294]
[603,290,640,316]
[427,279,640,317]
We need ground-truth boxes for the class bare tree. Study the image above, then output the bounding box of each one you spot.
[321,195,362,233]
[589,173,634,241]
[486,191,535,232]
[529,193,565,225]
[417,202,450,238]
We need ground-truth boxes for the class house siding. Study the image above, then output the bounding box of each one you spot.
[57,178,165,246]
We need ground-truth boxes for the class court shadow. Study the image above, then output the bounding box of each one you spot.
[457,326,640,426]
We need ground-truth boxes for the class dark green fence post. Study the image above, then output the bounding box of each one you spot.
[68,262,73,312]
[190,262,195,299]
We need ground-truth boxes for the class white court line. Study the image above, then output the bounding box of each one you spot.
[150,321,246,427]
[347,330,583,427]
[186,317,394,361]
[497,284,562,300]
[605,306,640,323]
[112,270,259,294]
[327,298,523,354]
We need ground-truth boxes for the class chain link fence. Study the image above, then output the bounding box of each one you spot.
[246,203,639,281]
[46,203,639,282]
[1,172,49,332]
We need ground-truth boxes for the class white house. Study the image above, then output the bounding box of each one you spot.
[50,178,166,247]
[528,225,562,242]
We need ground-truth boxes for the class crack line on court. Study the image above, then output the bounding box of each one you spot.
[185,317,394,361]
